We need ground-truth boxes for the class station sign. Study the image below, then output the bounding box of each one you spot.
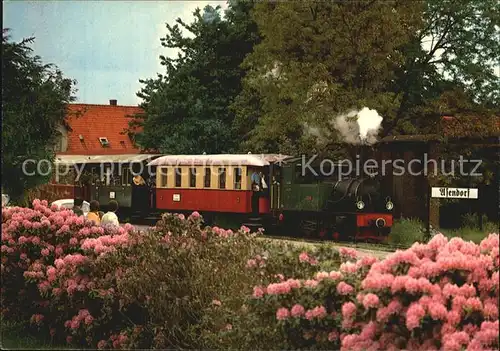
[431,187,478,199]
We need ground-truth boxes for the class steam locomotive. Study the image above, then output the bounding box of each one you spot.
[46,151,394,242]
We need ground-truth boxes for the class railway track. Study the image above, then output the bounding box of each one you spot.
[259,234,408,258]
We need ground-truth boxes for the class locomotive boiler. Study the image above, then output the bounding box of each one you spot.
[274,152,394,242]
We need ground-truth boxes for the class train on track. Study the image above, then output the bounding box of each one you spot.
[42,152,395,242]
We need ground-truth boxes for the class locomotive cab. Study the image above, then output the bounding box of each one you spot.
[277,157,394,242]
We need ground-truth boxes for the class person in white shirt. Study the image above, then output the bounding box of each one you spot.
[101,200,120,226]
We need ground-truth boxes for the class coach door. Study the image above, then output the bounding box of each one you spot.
[131,162,151,215]
[269,164,282,210]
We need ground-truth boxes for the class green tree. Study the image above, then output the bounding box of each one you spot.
[1,29,76,204]
[133,1,260,154]
[233,0,499,153]
[385,0,500,136]
[232,1,422,154]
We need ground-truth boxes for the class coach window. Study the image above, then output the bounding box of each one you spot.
[218,167,226,189]
[160,167,168,187]
[189,168,197,187]
[175,167,182,187]
[204,167,211,188]
[234,167,242,190]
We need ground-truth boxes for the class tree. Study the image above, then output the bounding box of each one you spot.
[2,29,76,204]
[232,0,499,153]
[385,0,500,136]
[133,1,260,154]
[232,1,423,154]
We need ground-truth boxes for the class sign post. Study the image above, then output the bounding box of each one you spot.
[428,187,479,237]
[431,187,478,199]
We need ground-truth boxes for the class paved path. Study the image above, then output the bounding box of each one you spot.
[258,237,391,259]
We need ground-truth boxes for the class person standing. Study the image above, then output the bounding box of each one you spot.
[73,198,84,216]
[86,200,101,225]
[251,170,261,215]
[101,200,120,226]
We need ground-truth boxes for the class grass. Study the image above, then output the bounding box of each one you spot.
[387,218,426,247]
[0,320,78,350]
[439,221,498,244]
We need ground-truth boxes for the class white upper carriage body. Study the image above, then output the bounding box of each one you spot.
[147,153,290,167]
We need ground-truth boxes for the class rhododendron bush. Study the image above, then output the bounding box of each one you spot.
[1,200,340,349]
[226,234,499,350]
[3,200,498,350]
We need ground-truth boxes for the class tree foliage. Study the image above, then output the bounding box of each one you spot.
[232,0,500,153]
[134,1,260,154]
[1,29,76,203]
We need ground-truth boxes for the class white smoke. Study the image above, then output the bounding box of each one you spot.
[356,107,383,144]
[303,107,384,145]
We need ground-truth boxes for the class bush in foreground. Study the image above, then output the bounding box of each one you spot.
[1,200,340,349]
[2,200,498,350]
[231,234,499,350]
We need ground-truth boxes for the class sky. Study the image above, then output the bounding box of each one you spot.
[3,0,229,106]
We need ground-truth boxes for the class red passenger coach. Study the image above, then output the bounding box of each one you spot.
[148,154,284,217]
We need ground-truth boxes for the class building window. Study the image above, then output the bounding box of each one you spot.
[121,166,130,186]
[204,168,211,188]
[189,168,197,187]
[218,168,226,189]
[175,167,182,187]
[160,167,168,187]
[234,167,242,190]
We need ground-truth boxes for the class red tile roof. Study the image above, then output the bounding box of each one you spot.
[59,103,145,155]
[440,115,500,137]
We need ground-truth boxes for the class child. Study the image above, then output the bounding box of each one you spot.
[101,200,120,226]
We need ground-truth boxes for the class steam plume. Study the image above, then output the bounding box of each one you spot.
[304,107,383,145]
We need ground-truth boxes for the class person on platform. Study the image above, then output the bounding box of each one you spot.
[101,200,120,226]
[251,171,262,215]
[87,200,101,225]
[73,198,84,216]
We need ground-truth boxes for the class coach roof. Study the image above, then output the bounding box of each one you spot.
[147,154,290,167]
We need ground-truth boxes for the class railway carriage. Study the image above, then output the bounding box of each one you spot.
[147,154,285,225]
[50,154,162,219]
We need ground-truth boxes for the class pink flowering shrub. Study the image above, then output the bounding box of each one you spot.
[227,233,499,350]
[1,199,141,348]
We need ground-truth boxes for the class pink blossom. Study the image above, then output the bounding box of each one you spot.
[406,302,425,330]
[84,315,93,325]
[290,304,305,317]
[299,252,309,263]
[252,286,265,298]
[339,247,358,260]
[276,307,290,320]
[337,282,354,295]
[329,271,343,280]
[212,299,222,306]
[428,302,448,320]
[342,302,356,319]
[315,271,330,281]
[304,279,319,288]
[97,340,107,349]
[328,330,339,342]
[246,259,257,268]
[362,293,380,309]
